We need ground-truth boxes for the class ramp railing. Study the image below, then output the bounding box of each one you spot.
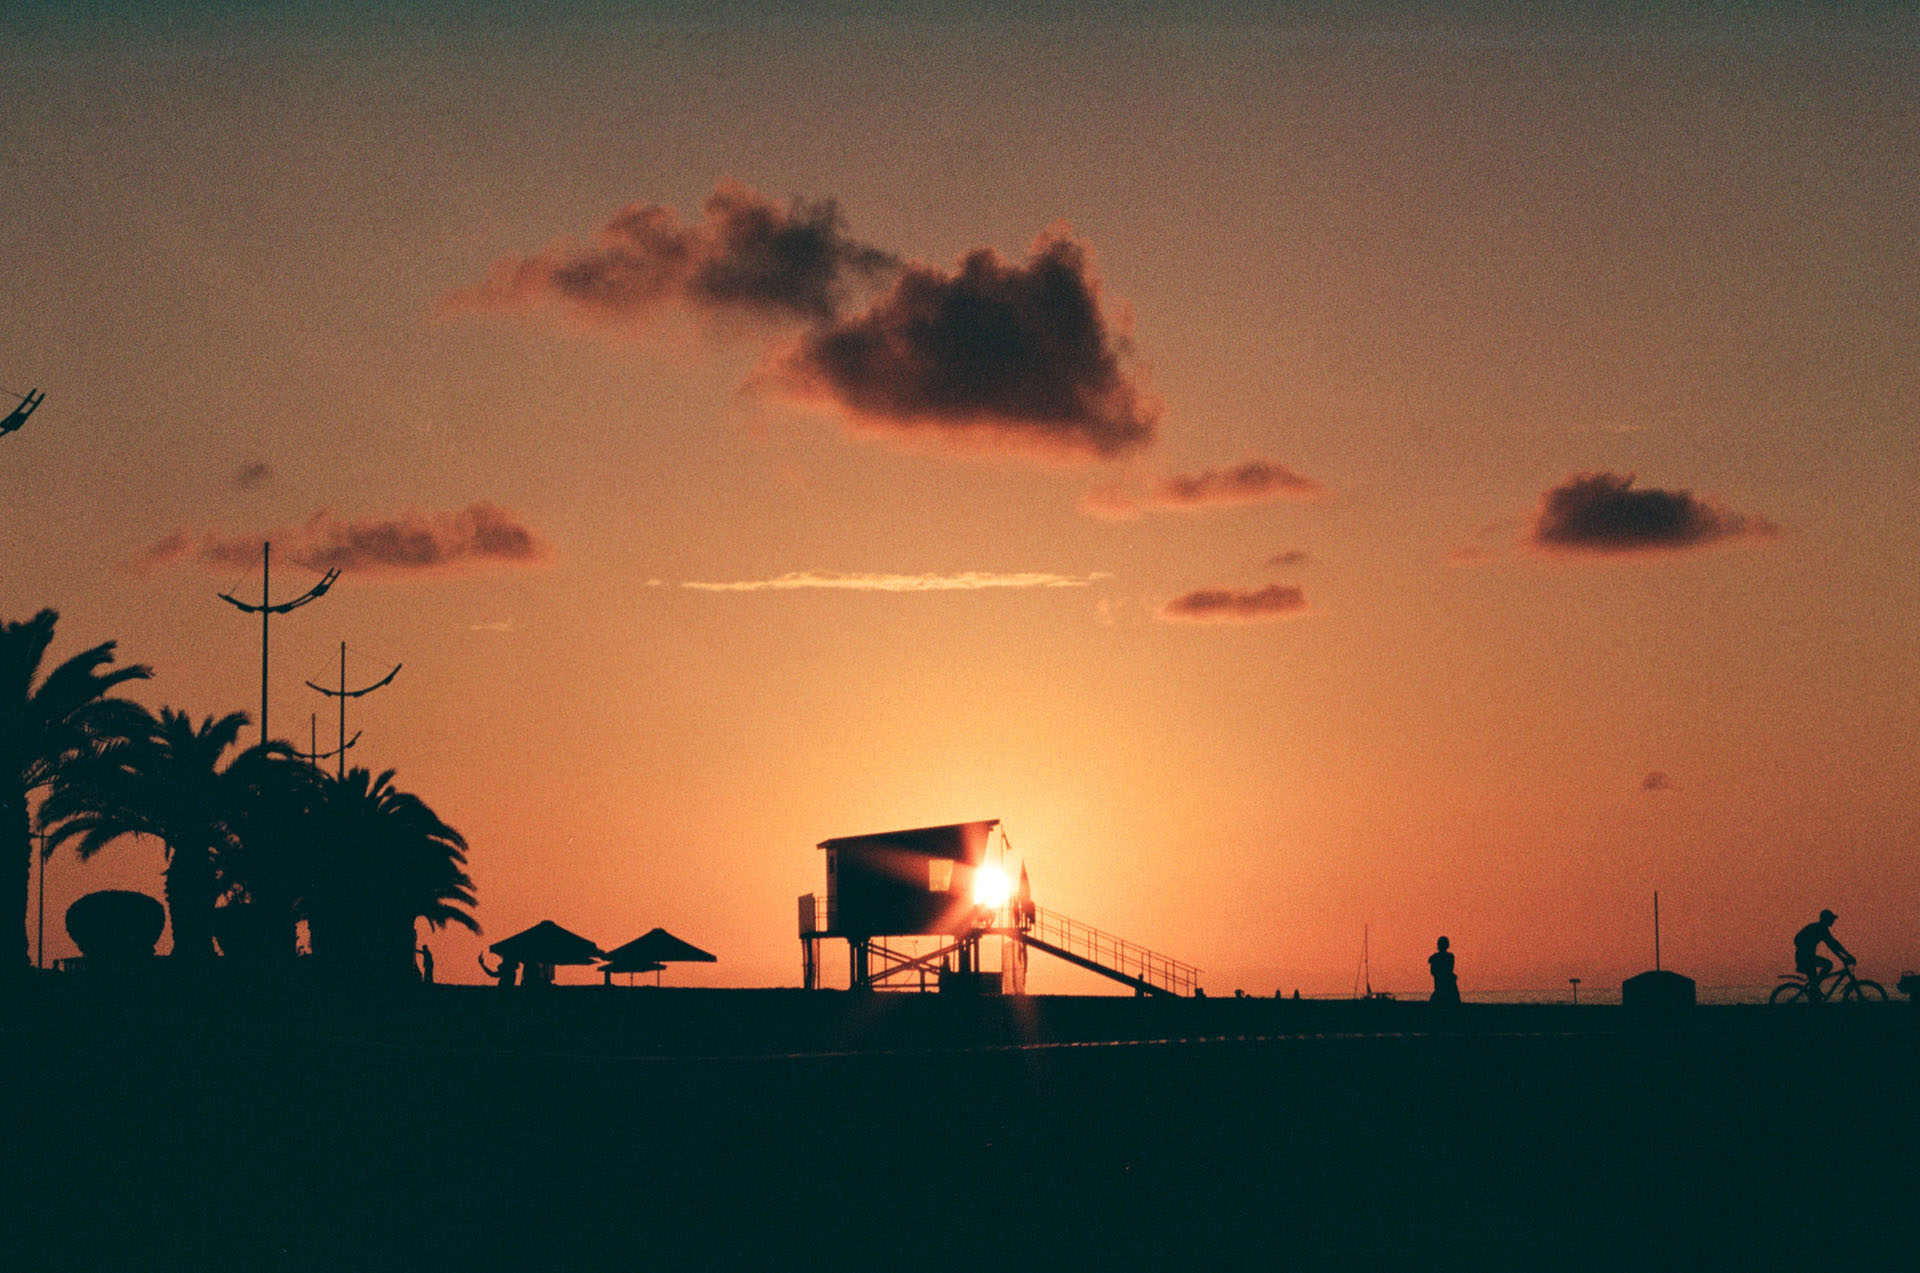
[1021,906,1200,997]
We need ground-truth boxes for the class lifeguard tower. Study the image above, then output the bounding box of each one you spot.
[798,819,1200,996]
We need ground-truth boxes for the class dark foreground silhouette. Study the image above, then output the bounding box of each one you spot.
[6,982,1915,1271]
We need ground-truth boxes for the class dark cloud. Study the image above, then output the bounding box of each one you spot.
[1642,771,1676,791]
[772,228,1158,460]
[1267,549,1311,568]
[1528,471,1779,556]
[1157,583,1308,624]
[129,502,551,577]
[232,460,272,491]
[439,180,896,330]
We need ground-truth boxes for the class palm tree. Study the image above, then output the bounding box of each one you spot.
[43,707,251,967]
[218,743,327,966]
[0,610,151,972]
[304,767,477,981]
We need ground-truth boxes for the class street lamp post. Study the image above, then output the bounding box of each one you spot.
[35,827,46,971]
[217,541,338,745]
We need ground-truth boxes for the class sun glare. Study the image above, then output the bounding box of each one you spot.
[972,862,1012,910]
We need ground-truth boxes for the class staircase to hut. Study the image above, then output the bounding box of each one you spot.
[1019,906,1200,997]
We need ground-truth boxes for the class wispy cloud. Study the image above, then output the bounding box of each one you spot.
[1527,471,1779,556]
[232,460,272,491]
[1642,771,1676,792]
[1448,519,1514,565]
[682,570,1111,593]
[1267,549,1311,568]
[1156,583,1308,624]
[438,179,897,331]
[1084,459,1326,518]
[129,502,552,577]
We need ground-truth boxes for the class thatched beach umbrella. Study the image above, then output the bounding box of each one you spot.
[600,928,716,985]
[488,920,603,985]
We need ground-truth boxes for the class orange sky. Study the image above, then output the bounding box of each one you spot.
[3,5,1916,996]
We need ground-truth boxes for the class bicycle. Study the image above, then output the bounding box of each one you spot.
[1770,962,1887,1004]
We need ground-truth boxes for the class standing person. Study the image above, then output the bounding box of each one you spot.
[418,944,434,985]
[1429,936,1461,1006]
[478,952,518,988]
[1794,909,1853,1000]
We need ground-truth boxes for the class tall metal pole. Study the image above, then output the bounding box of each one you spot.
[219,542,338,747]
[261,541,271,745]
[306,643,399,779]
[35,828,45,971]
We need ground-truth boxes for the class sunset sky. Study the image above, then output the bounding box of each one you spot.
[3,3,1915,995]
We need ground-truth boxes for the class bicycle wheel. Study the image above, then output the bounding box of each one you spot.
[1770,981,1810,1005]
[1842,980,1887,1003]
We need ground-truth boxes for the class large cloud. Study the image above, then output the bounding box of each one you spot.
[1083,458,1323,517]
[129,502,551,577]
[770,227,1158,460]
[1527,471,1779,556]
[439,180,897,330]
[1156,583,1308,624]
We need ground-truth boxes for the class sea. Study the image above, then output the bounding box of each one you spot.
[1458,983,1776,1006]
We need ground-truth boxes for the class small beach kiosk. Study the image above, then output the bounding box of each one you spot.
[799,819,1200,996]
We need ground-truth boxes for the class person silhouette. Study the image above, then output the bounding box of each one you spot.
[478,952,518,988]
[418,944,434,984]
[1794,909,1853,1000]
[1429,936,1461,1006]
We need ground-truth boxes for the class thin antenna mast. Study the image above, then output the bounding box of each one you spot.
[1654,891,1662,972]
[217,542,338,745]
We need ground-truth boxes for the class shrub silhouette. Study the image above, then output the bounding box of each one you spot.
[65,889,165,965]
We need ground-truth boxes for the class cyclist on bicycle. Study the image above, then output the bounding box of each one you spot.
[1793,909,1854,1000]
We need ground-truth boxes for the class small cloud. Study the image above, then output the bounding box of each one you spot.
[1448,543,1493,566]
[1156,583,1308,624]
[1527,471,1780,556]
[1449,519,1513,565]
[468,618,516,632]
[128,502,552,578]
[768,226,1157,461]
[438,179,897,331]
[1082,458,1323,517]
[1154,460,1324,507]
[1641,771,1676,792]
[1078,483,1141,520]
[1266,549,1311,569]
[682,570,1110,593]
[232,460,272,491]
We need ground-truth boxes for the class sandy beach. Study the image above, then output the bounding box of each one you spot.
[7,982,1916,1270]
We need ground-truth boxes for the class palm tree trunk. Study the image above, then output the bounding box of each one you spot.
[164,848,217,965]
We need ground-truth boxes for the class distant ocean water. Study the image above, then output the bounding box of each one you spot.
[1460,984,1777,1006]
[1289,985,1789,1006]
